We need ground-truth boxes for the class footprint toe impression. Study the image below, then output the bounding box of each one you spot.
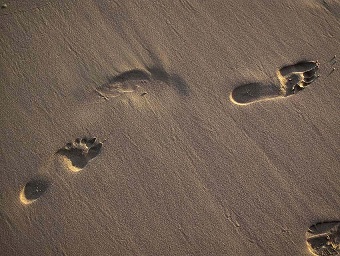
[278,61,319,95]
[20,178,50,205]
[306,221,340,256]
[57,137,103,172]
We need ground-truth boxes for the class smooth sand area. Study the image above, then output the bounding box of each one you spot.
[1,1,339,255]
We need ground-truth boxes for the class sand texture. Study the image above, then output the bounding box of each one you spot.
[1,0,340,255]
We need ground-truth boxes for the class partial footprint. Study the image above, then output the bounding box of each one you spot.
[230,82,279,105]
[96,70,151,98]
[20,178,50,205]
[56,137,103,172]
[96,67,190,99]
[306,221,340,256]
[277,61,319,95]
[230,60,319,105]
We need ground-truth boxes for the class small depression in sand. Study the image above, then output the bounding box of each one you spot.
[20,178,50,205]
[56,137,103,172]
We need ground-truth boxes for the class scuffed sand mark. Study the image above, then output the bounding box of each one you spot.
[96,70,151,99]
[96,67,190,100]
[56,137,103,172]
[306,221,340,255]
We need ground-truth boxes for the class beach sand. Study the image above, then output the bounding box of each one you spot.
[0,0,339,255]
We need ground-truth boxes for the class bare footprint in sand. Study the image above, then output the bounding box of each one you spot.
[306,221,340,256]
[20,178,50,205]
[96,67,190,99]
[230,61,319,105]
[56,137,103,172]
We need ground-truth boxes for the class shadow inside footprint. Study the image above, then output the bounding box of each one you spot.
[306,221,340,256]
[230,83,280,105]
[20,178,50,204]
[110,69,151,83]
[87,143,103,159]
[57,137,103,172]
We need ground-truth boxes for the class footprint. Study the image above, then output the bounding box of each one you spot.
[306,221,340,256]
[230,60,319,105]
[56,137,103,172]
[96,67,190,99]
[20,178,50,205]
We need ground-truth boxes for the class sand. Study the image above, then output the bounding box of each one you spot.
[0,0,339,255]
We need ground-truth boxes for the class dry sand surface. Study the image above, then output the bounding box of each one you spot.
[1,0,340,255]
